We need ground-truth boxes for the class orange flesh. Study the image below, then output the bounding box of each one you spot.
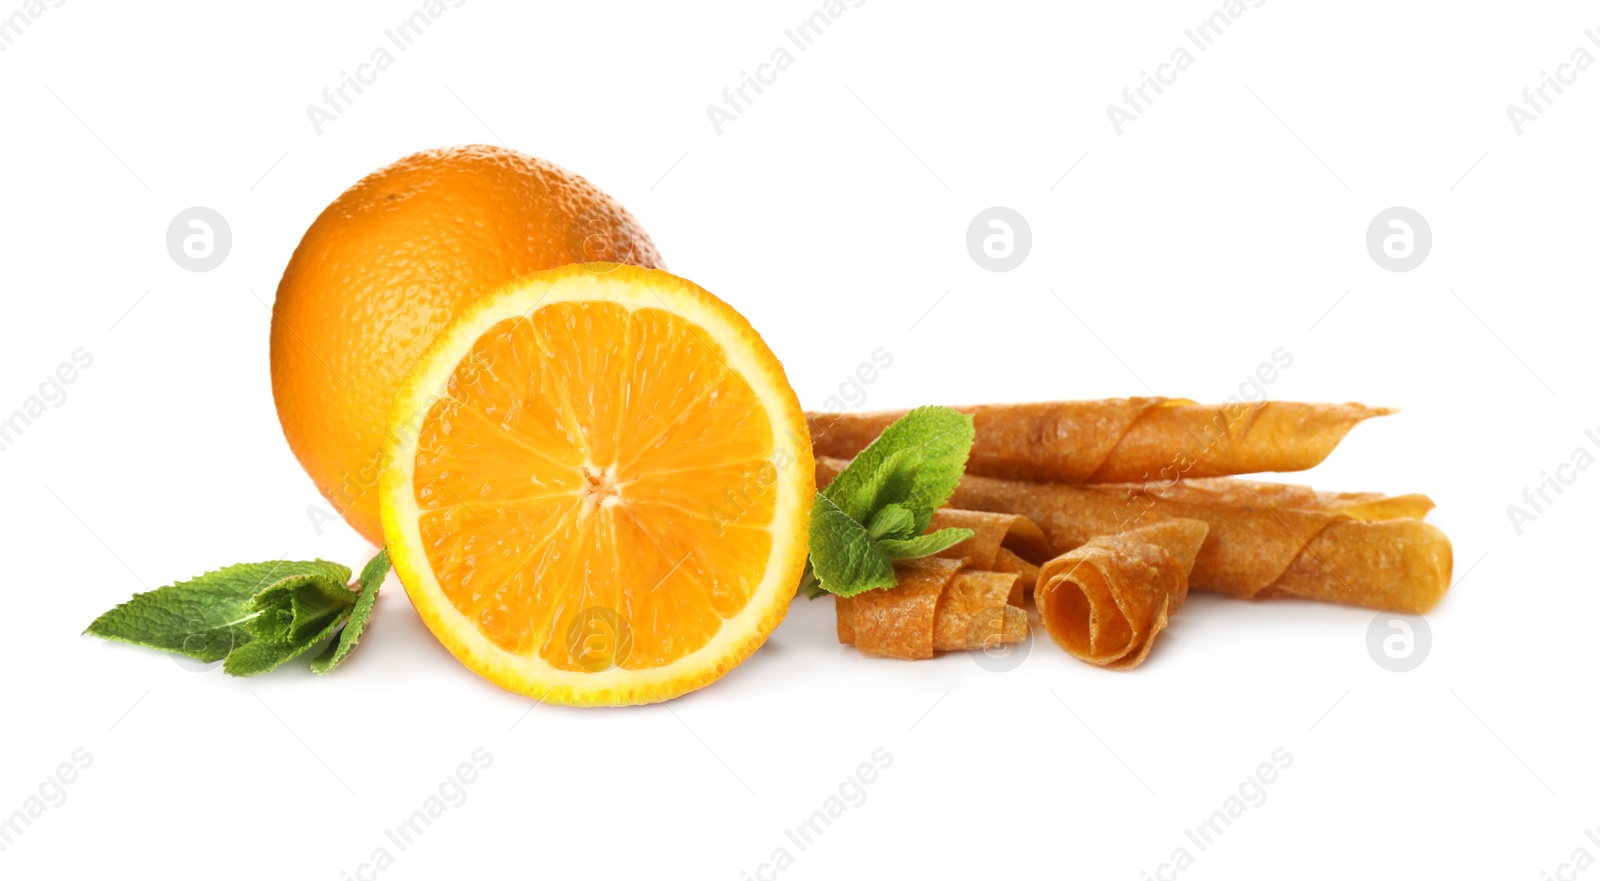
[412,302,777,671]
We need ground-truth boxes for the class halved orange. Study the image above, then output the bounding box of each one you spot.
[379,264,813,706]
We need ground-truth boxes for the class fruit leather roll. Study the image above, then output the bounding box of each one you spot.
[816,459,1453,614]
[926,508,1052,603]
[808,398,1392,483]
[1035,520,1208,670]
[836,557,1027,660]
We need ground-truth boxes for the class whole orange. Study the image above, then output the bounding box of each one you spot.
[270,145,664,544]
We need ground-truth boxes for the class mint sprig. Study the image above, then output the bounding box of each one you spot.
[804,406,976,597]
[84,550,389,676]
[311,549,388,674]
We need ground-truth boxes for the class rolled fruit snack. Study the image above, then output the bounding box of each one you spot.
[1034,519,1209,670]
[816,459,1453,614]
[808,398,1392,484]
[834,509,1053,660]
[928,508,1052,603]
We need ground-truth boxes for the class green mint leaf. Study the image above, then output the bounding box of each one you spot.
[311,549,389,674]
[821,406,974,535]
[865,504,917,541]
[242,573,356,644]
[826,446,915,523]
[85,560,351,662]
[807,493,896,598]
[878,527,975,561]
[805,406,977,597]
[223,612,348,677]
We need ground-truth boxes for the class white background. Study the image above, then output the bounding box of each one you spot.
[2,1,1596,878]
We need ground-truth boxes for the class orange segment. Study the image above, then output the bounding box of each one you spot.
[382,264,812,706]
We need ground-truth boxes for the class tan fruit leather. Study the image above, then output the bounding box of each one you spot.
[836,558,1026,660]
[816,459,1453,614]
[927,508,1052,567]
[835,509,1047,660]
[836,557,952,660]
[1035,519,1209,670]
[808,399,1392,483]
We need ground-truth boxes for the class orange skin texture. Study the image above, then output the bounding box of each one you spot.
[270,145,665,544]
